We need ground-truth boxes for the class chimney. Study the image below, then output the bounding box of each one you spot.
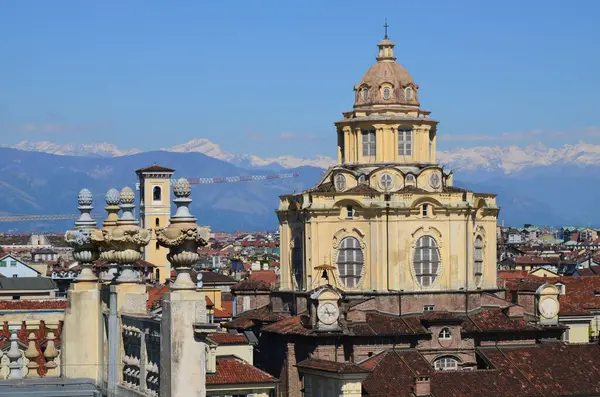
[413,376,431,396]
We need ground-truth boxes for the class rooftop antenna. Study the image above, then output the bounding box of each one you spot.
[383,18,389,39]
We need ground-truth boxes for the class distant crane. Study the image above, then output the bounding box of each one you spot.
[0,171,300,222]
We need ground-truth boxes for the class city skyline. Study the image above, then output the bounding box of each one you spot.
[1,0,599,158]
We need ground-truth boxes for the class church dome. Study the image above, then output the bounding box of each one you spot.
[354,38,419,108]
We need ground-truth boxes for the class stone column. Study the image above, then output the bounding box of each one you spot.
[62,190,103,383]
[157,178,215,397]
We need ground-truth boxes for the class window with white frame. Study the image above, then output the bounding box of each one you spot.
[336,237,364,288]
[439,328,452,340]
[413,236,441,287]
[398,129,412,156]
[362,129,376,157]
[474,236,484,287]
[292,236,303,289]
[434,356,458,371]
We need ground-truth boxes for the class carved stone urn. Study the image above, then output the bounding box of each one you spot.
[156,178,208,290]
[102,187,151,284]
[94,188,120,282]
[64,189,99,282]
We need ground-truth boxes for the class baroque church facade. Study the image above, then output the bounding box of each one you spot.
[278,35,498,295]
[226,33,591,397]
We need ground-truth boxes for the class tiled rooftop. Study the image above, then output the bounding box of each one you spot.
[206,357,277,385]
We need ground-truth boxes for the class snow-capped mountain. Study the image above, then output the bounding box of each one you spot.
[438,142,600,174]
[163,138,336,169]
[2,141,141,158]
[8,139,600,174]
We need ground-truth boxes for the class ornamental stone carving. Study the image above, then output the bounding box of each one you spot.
[99,187,150,284]
[65,189,100,282]
[156,178,208,290]
[98,188,121,282]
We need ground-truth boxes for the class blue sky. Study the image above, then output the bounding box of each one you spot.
[1,0,599,158]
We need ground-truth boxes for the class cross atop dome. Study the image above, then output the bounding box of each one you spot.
[383,18,389,40]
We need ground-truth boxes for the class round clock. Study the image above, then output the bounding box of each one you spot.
[317,302,340,325]
[539,298,558,319]
[429,173,441,188]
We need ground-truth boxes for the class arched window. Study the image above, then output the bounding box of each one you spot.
[474,236,484,287]
[413,236,441,287]
[361,87,369,101]
[336,237,364,288]
[153,186,162,202]
[405,174,416,186]
[434,356,458,371]
[439,328,452,340]
[292,236,303,289]
[405,87,413,101]
[155,217,160,227]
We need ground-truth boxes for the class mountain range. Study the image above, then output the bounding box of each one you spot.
[7,139,600,175]
[1,139,599,232]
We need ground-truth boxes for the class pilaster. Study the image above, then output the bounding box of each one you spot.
[62,282,103,383]
[160,289,209,397]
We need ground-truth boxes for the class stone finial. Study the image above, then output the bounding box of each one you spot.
[156,178,208,290]
[173,178,191,198]
[98,188,121,282]
[75,188,97,228]
[172,178,195,222]
[106,188,120,206]
[65,189,100,282]
[119,187,136,224]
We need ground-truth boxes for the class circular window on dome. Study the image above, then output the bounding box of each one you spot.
[334,174,347,191]
[383,87,391,100]
[379,173,393,191]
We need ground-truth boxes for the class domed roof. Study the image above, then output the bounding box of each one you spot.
[354,38,419,108]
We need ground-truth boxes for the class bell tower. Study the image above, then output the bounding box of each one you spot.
[136,164,174,283]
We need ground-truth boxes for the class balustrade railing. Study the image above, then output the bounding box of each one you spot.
[0,319,62,379]
[121,315,161,396]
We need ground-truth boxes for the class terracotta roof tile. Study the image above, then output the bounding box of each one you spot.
[206,333,247,345]
[213,307,232,319]
[206,357,277,386]
[0,299,68,311]
[135,164,174,173]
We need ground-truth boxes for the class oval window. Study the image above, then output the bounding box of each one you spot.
[383,87,391,100]
[334,174,346,191]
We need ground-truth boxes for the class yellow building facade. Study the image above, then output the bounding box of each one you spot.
[136,165,174,283]
[278,36,499,294]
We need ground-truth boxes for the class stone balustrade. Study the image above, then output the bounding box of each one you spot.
[120,315,161,396]
[0,319,63,379]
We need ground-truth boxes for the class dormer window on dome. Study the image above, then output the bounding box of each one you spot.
[405,87,413,101]
[383,87,391,100]
[361,87,370,101]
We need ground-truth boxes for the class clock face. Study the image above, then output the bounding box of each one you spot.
[539,298,558,319]
[429,173,441,188]
[317,302,339,325]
